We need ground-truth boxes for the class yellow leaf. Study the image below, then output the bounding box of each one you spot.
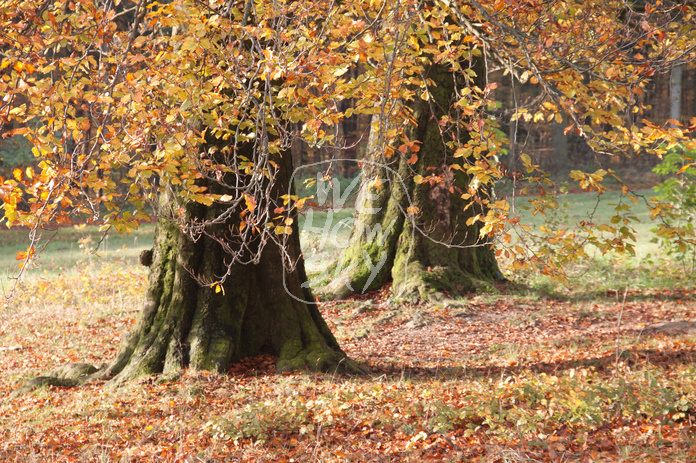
[569,170,585,181]
[244,193,256,211]
[676,163,693,175]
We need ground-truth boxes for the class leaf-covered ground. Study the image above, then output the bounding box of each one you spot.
[1,262,696,462]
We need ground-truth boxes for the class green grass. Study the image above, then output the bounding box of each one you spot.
[298,207,354,274]
[0,223,155,281]
[510,188,656,251]
[497,187,696,297]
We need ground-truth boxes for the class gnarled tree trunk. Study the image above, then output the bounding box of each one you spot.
[328,61,503,301]
[98,151,360,383]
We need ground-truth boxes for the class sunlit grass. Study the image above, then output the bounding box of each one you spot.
[0,223,155,283]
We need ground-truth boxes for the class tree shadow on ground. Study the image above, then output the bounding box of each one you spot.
[365,343,696,383]
[495,279,696,304]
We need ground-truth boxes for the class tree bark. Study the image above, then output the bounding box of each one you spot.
[670,64,683,126]
[97,150,361,383]
[326,61,503,301]
[552,113,569,173]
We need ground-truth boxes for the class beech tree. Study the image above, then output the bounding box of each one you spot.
[1,0,695,383]
[322,0,696,298]
[326,56,505,300]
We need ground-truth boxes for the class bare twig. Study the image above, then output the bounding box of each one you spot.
[615,286,629,373]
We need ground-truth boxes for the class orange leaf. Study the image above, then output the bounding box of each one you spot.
[407,153,418,165]
[676,163,693,175]
[16,245,35,264]
[244,193,256,211]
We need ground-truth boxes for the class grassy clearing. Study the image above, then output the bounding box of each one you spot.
[501,188,696,298]
[1,191,695,461]
[0,223,155,282]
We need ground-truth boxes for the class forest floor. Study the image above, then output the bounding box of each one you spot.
[1,257,696,462]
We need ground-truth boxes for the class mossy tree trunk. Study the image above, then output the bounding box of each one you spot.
[100,150,359,383]
[329,60,502,301]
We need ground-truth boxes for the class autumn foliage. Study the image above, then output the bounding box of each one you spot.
[2,0,696,459]
[0,0,694,282]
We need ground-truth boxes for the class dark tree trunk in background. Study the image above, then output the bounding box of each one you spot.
[326,61,503,301]
[552,113,569,173]
[100,151,360,383]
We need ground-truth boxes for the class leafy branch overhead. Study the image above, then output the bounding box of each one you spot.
[0,0,695,283]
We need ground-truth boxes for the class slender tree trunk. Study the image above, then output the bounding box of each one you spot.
[98,150,361,383]
[325,61,503,301]
[670,64,683,125]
